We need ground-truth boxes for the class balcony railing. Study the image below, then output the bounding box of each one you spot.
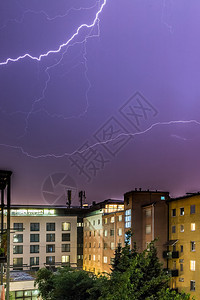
[163,251,179,259]
[163,269,179,277]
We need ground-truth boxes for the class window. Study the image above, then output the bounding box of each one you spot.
[13,258,23,269]
[118,228,122,236]
[110,229,114,236]
[30,234,39,242]
[104,230,108,237]
[126,197,129,205]
[180,245,183,252]
[180,264,183,272]
[161,196,165,200]
[111,216,114,223]
[180,208,184,216]
[179,278,184,282]
[77,255,83,260]
[125,209,131,228]
[111,242,115,250]
[30,257,39,266]
[94,231,96,236]
[146,225,151,234]
[172,225,176,233]
[93,220,95,226]
[94,242,96,248]
[190,280,195,291]
[62,233,70,241]
[62,222,71,231]
[46,256,55,265]
[98,219,100,225]
[93,255,95,261]
[190,205,195,214]
[191,223,195,231]
[172,209,176,217]
[13,245,23,254]
[62,244,70,252]
[13,223,23,232]
[118,215,122,222]
[46,245,55,253]
[46,223,55,231]
[104,243,107,249]
[191,241,196,251]
[180,225,184,232]
[89,231,91,237]
[146,209,151,217]
[30,245,39,253]
[190,260,195,271]
[103,256,107,263]
[89,255,91,260]
[30,223,40,231]
[13,234,23,243]
[46,233,55,242]
[98,255,100,262]
[104,218,107,224]
[89,243,91,248]
[62,255,70,263]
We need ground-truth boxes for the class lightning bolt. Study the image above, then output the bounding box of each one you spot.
[1,120,200,159]
[0,0,107,66]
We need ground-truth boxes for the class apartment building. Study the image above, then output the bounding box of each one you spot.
[83,199,124,274]
[167,193,200,298]
[124,189,170,265]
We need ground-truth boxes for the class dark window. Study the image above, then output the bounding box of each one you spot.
[98,219,100,225]
[30,245,39,253]
[191,241,196,251]
[172,226,176,233]
[46,233,55,242]
[89,255,91,260]
[180,208,184,216]
[46,223,55,231]
[46,256,55,265]
[13,223,23,232]
[62,233,70,241]
[180,264,183,272]
[190,280,195,291]
[180,245,183,252]
[172,209,176,217]
[190,205,195,214]
[13,245,23,254]
[110,229,114,236]
[30,223,40,231]
[62,244,70,252]
[13,258,23,269]
[89,243,91,248]
[46,245,55,253]
[30,257,39,266]
[13,234,23,243]
[30,234,39,242]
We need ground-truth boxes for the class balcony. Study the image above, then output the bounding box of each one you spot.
[163,251,179,259]
[163,269,179,277]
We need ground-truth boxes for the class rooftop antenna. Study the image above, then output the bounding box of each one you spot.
[66,190,71,208]
[79,191,86,208]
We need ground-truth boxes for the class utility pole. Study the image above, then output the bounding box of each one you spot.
[0,170,12,300]
[1,189,4,285]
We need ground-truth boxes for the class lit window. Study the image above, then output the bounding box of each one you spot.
[190,205,196,214]
[146,225,151,234]
[118,228,122,236]
[103,256,107,263]
[125,209,131,228]
[93,255,95,261]
[191,241,196,251]
[161,196,165,200]
[180,225,184,232]
[62,222,71,231]
[190,280,195,291]
[13,234,23,243]
[180,208,184,216]
[62,256,70,263]
[104,230,108,237]
[191,223,196,231]
[13,258,23,269]
[111,216,115,223]
[110,242,115,250]
[190,260,195,271]
[179,278,184,282]
[30,257,39,266]
[172,209,176,217]
[104,218,107,224]
[118,215,122,222]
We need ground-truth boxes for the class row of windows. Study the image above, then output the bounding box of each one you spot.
[85,242,118,250]
[85,228,123,237]
[84,215,123,228]
[13,243,71,254]
[172,223,196,233]
[85,254,108,263]
[13,233,60,243]
[172,205,196,217]
[13,222,71,232]
[85,219,101,227]
[13,255,70,267]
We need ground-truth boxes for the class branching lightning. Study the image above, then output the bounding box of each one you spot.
[0,0,107,66]
[1,120,199,159]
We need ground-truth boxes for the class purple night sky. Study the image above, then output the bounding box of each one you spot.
[0,0,200,206]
